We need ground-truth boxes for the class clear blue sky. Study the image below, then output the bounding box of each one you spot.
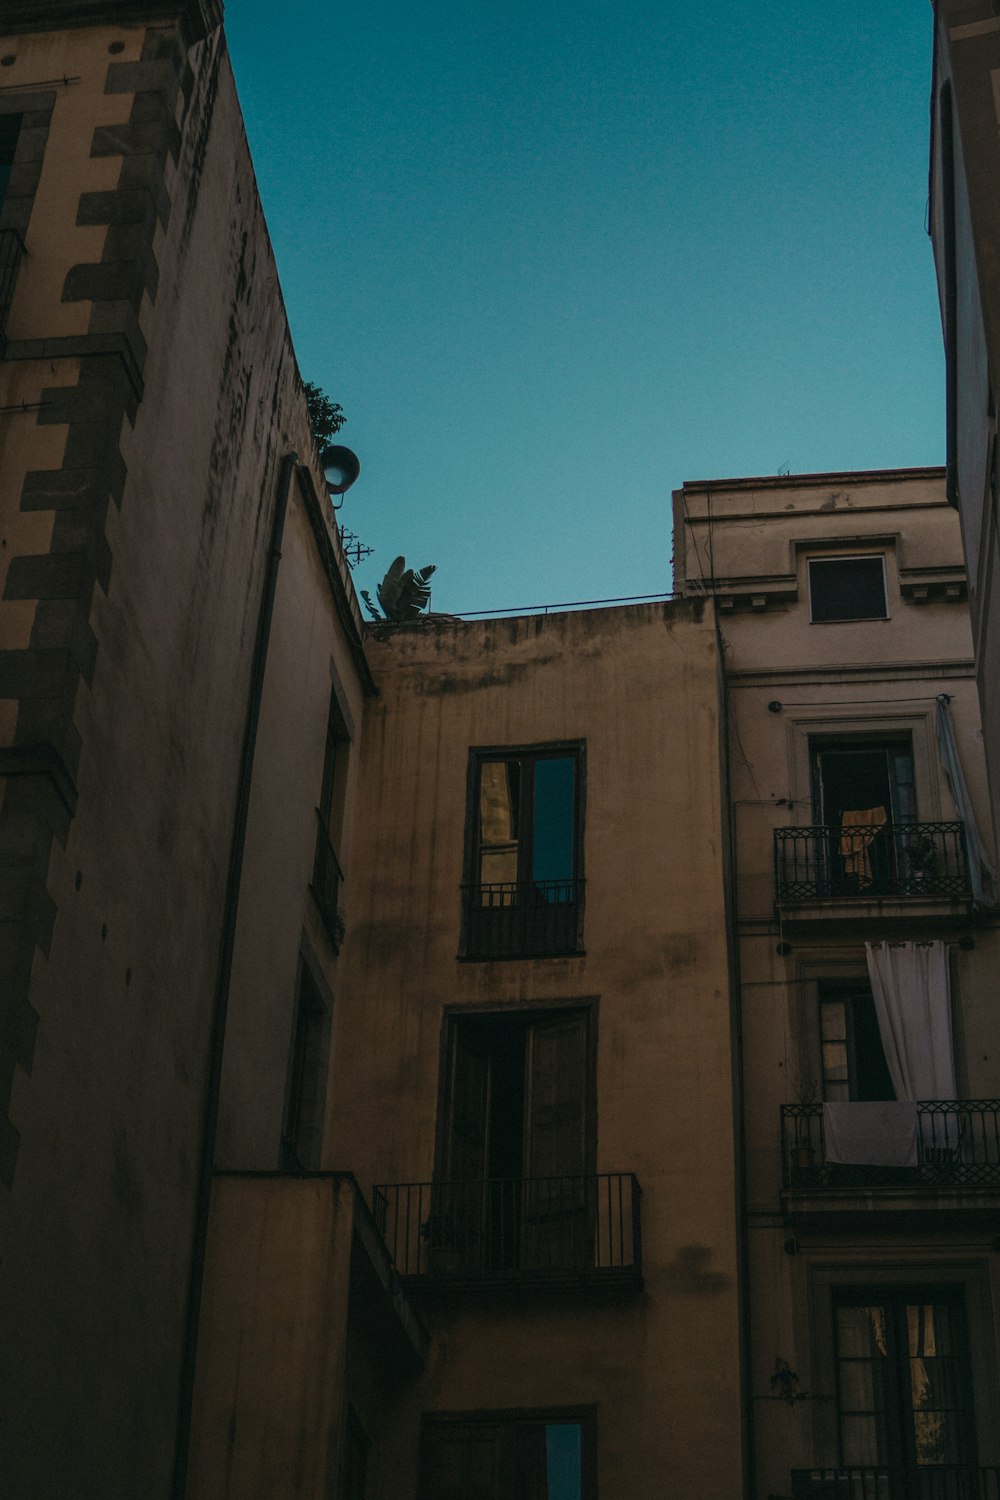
[226,1,943,616]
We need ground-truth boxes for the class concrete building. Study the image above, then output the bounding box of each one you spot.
[929,0,1000,843]
[0,4,409,1496]
[311,602,748,1500]
[676,468,1000,1500]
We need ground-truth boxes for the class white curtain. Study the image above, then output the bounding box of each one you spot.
[935,694,997,909]
[865,940,956,1101]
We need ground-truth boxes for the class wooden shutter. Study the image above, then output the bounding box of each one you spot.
[522,1012,590,1270]
[436,1024,492,1266]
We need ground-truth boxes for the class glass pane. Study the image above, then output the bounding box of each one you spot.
[841,1413,880,1465]
[531,757,576,888]
[546,1424,582,1500]
[838,1305,888,1358]
[821,1000,847,1041]
[480,760,521,886]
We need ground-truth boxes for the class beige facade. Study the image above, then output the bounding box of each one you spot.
[929,0,1000,845]
[676,468,1000,1500]
[325,601,746,1500]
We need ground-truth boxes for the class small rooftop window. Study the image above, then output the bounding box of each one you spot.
[808,555,888,623]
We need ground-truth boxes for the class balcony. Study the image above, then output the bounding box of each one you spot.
[461,878,584,959]
[372,1173,642,1292]
[774,823,970,922]
[310,810,344,947]
[791,1467,1000,1499]
[0,227,25,355]
[781,1102,1000,1221]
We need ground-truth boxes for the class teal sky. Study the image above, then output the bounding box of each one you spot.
[226,1,943,616]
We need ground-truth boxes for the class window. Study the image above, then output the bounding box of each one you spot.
[819,981,893,1102]
[809,556,888,623]
[464,745,584,959]
[311,684,350,945]
[434,1008,594,1274]
[280,963,329,1170]
[833,1289,976,1471]
[0,115,21,215]
[419,1409,595,1500]
[811,735,916,894]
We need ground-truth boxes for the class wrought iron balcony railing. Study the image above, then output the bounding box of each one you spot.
[774,822,969,903]
[461,878,584,959]
[310,810,344,947]
[372,1173,642,1287]
[782,1102,1000,1191]
[0,227,25,353]
[792,1466,1000,1499]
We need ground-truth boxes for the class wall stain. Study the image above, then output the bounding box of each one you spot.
[661,1245,730,1295]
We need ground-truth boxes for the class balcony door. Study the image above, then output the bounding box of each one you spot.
[437,1009,593,1273]
[834,1289,977,1477]
[811,737,916,891]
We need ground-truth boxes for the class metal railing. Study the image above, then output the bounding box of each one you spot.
[461,878,584,959]
[0,227,26,353]
[781,1102,1000,1190]
[792,1467,1000,1499]
[774,823,969,902]
[372,1173,642,1285]
[310,810,344,946]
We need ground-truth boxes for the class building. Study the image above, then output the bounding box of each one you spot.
[189,598,749,1498]
[0,3,399,1496]
[929,0,1000,843]
[675,467,1000,1500]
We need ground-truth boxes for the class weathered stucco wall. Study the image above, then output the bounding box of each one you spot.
[0,10,367,1496]
[331,599,747,1500]
[189,1174,355,1500]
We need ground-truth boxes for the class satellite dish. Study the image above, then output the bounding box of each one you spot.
[320,444,361,495]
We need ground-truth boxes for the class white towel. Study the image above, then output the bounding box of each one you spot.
[823,1101,918,1167]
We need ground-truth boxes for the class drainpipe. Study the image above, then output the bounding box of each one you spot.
[171,449,299,1499]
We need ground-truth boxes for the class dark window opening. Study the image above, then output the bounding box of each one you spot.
[435,1008,593,1273]
[820,981,894,1102]
[312,685,350,944]
[809,556,888,623]
[809,736,916,893]
[0,114,22,215]
[833,1288,976,1471]
[464,746,583,958]
[281,965,328,1170]
[419,1410,593,1500]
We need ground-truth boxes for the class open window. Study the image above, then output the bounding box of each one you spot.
[819,981,894,1102]
[419,1408,595,1500]
[810,735,917,894]
[808,555,888,623]
[433,1008,594,1274]
[463,745,584,959]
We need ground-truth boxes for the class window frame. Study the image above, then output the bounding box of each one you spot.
[418,1405,598,1500]
[460,740,586,960]
[805,1263,999,1472]
[807,552,890,624]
